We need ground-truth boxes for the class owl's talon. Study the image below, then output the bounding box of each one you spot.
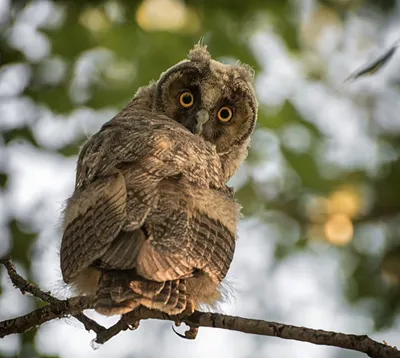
[172,325,186,339]
[171,324,198,340]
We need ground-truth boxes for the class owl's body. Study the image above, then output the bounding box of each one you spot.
[60,44,257,316]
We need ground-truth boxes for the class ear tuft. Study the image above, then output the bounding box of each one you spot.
[235,62,255,82]
[188,40,211,63]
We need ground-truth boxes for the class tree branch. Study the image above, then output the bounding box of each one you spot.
[0,256,105,335]
[0,296,93,337]
[1,257,399,358]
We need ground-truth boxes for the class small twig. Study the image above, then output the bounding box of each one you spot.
[95,314,131,344]
[0,255,54,302]
[1,256,399,358]
[74,312,105,334]
[0,256,105,335]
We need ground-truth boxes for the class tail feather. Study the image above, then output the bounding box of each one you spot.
[94,270,193,316]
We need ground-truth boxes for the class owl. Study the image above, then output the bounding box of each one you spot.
[60,44,258,317]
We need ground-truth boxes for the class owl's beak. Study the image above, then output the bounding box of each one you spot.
[193,109,209,135]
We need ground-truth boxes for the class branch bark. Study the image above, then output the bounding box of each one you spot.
[0,256,105,335]
[1,257,399,358]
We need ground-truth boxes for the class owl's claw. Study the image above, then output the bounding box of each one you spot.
[172,325,186,339]
[171,325,199,340]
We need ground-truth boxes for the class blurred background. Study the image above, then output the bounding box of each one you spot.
[1,0,400,357]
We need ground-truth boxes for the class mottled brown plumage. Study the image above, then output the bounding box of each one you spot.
[60,43,258,316]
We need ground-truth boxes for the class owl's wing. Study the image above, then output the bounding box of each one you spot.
[61,172,127,282]
[135,211,236,283]
[61,112,223,282]
[186,210,236,283]
[134,186,238,283]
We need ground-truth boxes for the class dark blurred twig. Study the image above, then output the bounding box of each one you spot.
[0,255,105,335]
[1,257,399,358]
[344,42,399,82]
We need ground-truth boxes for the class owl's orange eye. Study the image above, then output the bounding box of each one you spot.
[179,91,194,108]
[217,106,233,122]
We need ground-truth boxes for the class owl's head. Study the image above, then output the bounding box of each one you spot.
[133,44,258,180]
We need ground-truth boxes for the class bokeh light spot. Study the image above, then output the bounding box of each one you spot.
[324,213,354,246]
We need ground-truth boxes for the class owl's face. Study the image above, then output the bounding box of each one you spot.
[152,45,258,157]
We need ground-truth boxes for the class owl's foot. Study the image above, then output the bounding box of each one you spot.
[172,295,198,339]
